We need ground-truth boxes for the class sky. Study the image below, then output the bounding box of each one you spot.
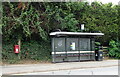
[99,0,119,5]
[88,0,120,5]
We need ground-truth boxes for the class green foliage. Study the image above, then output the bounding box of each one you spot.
[95,42,101,50]
[108,40,120,58]
[95,42,101,46]
[2,2,48,41]
[2,40,51,63]
[45,2,79,32]
[2,2,120,62]
[2,2,119,43]
[61,14,79,31]
[21,41,51,61]
[2,41,20,63]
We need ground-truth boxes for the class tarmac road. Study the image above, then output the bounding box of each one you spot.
[2,60,119,75]
[14,66,118,75]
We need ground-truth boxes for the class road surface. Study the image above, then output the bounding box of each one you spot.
[2,60,119,75]
[13,66,118,75]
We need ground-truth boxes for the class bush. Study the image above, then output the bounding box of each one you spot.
[20,40,51,61]
[108,40,120,59]
[2,40,52,63]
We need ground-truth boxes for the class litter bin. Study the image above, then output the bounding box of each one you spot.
[95,46,103,61]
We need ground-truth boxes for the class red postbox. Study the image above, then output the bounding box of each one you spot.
[14,45,19,53]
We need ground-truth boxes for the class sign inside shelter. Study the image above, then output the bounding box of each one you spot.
[70,42,75,50]
[58,40,62,46]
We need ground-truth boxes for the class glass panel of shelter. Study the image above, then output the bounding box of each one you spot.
[53,37,95,62]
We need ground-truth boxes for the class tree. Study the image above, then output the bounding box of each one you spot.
[2,2,119,45]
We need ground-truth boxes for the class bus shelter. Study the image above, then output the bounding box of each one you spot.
[50,32,104,63]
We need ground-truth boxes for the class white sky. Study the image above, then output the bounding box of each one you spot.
[88,0,120,5]
[99,0,119,4]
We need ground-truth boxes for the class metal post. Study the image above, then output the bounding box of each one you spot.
[52,38,55,63]
[93,38,96,61]
[78,36,80,62]
[65,36,67,62]
[90,37,92,60]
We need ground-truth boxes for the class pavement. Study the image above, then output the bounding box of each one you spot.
[2,60,119,75]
